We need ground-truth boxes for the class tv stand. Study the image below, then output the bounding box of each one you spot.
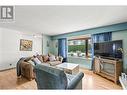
[93,56,123,84]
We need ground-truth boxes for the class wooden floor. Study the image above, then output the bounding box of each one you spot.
[0,68,122,90]
[80,68,122,90]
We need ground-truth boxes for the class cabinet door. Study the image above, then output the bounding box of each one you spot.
[94,58,101,73]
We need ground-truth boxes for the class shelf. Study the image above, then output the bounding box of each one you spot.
[101,71,115,77]
[68,56,92,60]
[98,72,115,81]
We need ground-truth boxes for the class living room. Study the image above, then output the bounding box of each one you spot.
[0,5,127,91]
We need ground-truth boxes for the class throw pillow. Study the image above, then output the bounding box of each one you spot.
[48,53,53,57]
[37,55,43,63]
[28,60,35,66]
[43,55,49,62]
[32,57,42,64]
[49,55,56,62]
[55,56,59,61]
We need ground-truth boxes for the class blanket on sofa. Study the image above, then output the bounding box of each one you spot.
[16,57,25,76]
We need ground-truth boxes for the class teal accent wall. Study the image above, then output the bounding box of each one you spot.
[50,22,127,72]
[50,40,58,55]
[51,22,127,40]
[112,30,127,73]
[42,34,52,55]
[68,57,92,69]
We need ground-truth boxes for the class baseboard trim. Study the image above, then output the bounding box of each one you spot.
[0,67,16,72]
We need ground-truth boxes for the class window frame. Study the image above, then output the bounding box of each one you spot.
[68,37,91,58]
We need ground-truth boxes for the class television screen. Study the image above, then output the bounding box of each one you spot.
[94,40,123,59]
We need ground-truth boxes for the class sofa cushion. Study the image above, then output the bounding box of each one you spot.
[32,57,42,64]
[37,55,43,63]
[48,53,53,57]
[55,56,59,61]
[49,61,61,66]
[49,55,56,62]
[41,62,50,66]
[43,55,49,62]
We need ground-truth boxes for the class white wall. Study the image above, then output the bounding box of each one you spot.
[0,28,42,70]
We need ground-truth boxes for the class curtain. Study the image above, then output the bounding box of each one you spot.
[58,38,67,62]
[92,32,112,43]
[91,32,112,70]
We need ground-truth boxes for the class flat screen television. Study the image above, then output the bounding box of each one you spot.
[94,40,123,59]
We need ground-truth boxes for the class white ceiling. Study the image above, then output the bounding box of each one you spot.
[1,6,127,36]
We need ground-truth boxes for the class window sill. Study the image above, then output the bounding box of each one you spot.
[68,56,92,60]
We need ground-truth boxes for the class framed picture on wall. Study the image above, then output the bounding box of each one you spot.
[20,39,33,51]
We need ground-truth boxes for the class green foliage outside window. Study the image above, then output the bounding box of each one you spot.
[68,44,91,52]
[68,45,85,52]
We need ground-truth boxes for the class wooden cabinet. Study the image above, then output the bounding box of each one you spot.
[93,56,122,84]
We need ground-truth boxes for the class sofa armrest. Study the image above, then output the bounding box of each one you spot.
[21,62,35,80]
[21,62,31,68]
[67,72,84,89]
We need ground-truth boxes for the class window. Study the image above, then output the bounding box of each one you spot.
[68,38,91,58]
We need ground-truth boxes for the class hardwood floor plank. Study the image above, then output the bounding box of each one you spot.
[0,68,122,90]
[80,68,122,90]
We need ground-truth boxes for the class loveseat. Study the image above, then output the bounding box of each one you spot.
[16,54,63,80]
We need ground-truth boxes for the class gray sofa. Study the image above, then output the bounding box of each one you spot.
[34,64,84,89]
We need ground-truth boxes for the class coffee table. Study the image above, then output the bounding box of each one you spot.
[56,63,79,74]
